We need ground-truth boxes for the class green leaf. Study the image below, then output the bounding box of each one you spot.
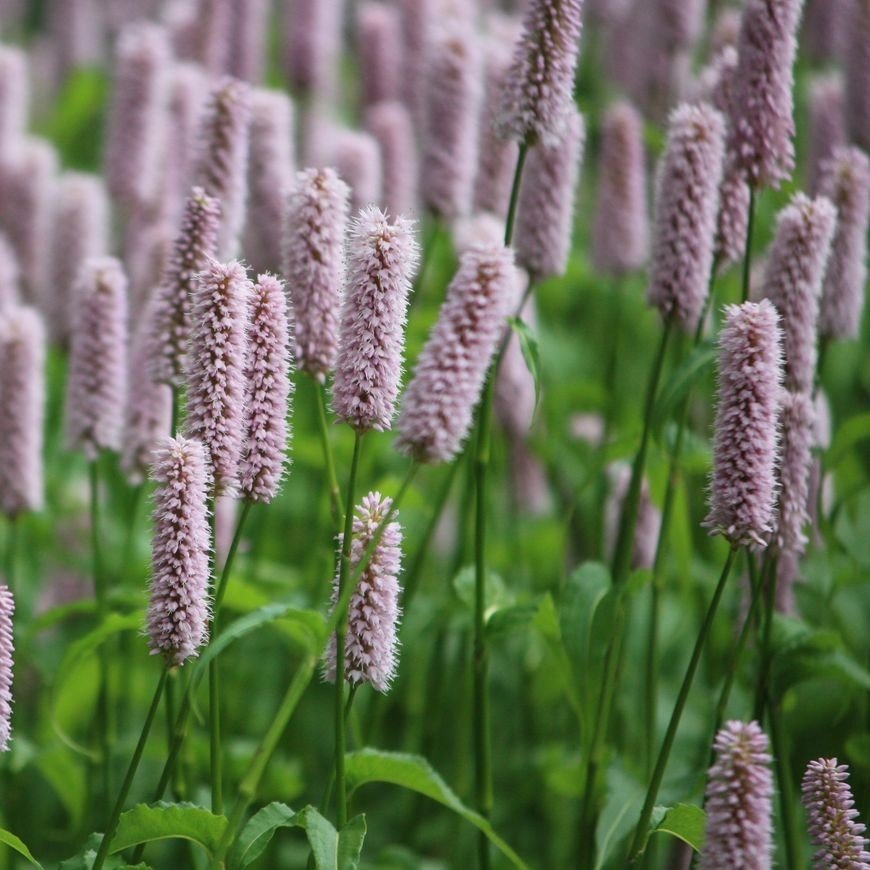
[452,567,512,620]
[827,412,870,468]
[36,745,88,830]
[594,764,644,870]
[228,804,366,870]
[650,804,705,852]
[508,316,542,414]
[0,828,42,867]
[533,593,584,724]
[108,802,227,856]
[344,750,527,869]
[486,600,540,638]
[652,342,715,437]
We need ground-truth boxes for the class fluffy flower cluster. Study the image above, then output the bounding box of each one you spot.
[333,208,419,432]
[514,107,585,280]
[146,436,212,667]
[396,243,516,463]
[701,720,773,869]
[0,585,14,750]
[592,100,648,276]
[0,306,45,516]
[65,257,128,460]
[357,2,401,107]
[324,492,403,693]
[147,188,221,386]
[365,101,418,218]
[647,103,726,331]
[239,273,293,504]
[728,0,802,188]
[761,193,836,394]
[807,74,846,196]
[184,259,251,495]
[284,168,350,381]
[496,0,584,146]
[333,129,383,214]
[282,0,343,100]
[845,0,870,150]
[704,300,783,548]
[774,391,814,558]
[818,146,870,341]
[802,758,870,869]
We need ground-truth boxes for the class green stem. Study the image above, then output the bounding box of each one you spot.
[334,432,363,829]
[314,379,342,524]
[207,503,222,815]
[170,386,180,437]
[92,669,168,870]
[768,689,799,868]
[754,554,778,722]
[121,483,144,579]
[4,516,17,598]
[740,186,756,304]
[627,546,738,864]
[504,143,529,246]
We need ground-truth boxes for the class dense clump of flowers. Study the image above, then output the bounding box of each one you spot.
[184,259,251,495]
[324,492,403,693]
[728,0,802,189]
[704,300,783,548]
[0,306,45,516]
[104,21,169,208]
[592,100,648,275]
[333,208,418,432]
[239,273,293,504]
[333,129,383,214]
[817,146,870,341]
[193,76,251,258]
[65,257,128,459]
[146,436,212,667]
[396,243,516,463]
[647,103,726,331]
[421,24,482,220]
[283,168,350,381]
[775,390,814,558]
[802,758,870,869]
[356,2,401,107]
[366,102,418,218]
[496,0,584,146]
[844,0,870,150]
[0,585,14,750]
[514,107,585,280]
[761,193,836,395]
[245,89,295,273]
[147,188,221,386]
[701,720,773,869]
[806,74,846,196]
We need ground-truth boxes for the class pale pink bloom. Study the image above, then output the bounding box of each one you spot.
[761,193,836,394]
[453,212,506,255]
[146,436,212,667]
[365,102,419,218]
[421,23,482,219]
[807,74,847,197]
[324,492,403,693]
[214,493,237,570]
[701,721,773,870]
[198,0,233,76]
[282,0,344,101]
[397,0,434,130]
[802,0,849,62]
[283,168,350,381]
[104,21,170,209]
[0,306,45,516]
[495,291,537,440]
[592,100,648,275]
[163,0,199,61]
[228,0,269,83]
[332,129,383,214]
[0,585,14,750]
[709,7,741,54]
[357,2,401,107]
[396,243,516,463]
[48,0,103,77]
[818,146,870,341]
[647,103,726,331]
[0,46,28,160]
[507,441,552,516]
[184,259,251,495]
[774,391,814,558]
[239,273,293,504]
[604,462,661,571]
[844,0,870,150]
[333,208,419,432]
[514,107,585,280]
[497,0,584,146]
[65,258,129,460]
[0,235,19,310]
[705,300,783,548]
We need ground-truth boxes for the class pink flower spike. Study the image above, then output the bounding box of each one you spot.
[356,2,401,107]
[0,46,29,160]
[806,74,846,196]
[332,129,383,214]
[844,0,870,150]
[0,585,14,750]
[365,102,418,219]
[774,390,814,559]
[282,0,344,101]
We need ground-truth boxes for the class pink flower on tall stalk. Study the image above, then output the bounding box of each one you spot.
[365,102,418,218]
[356,2,401,107]
[817,146,870,341]
[198,0,232,76]
[184,259,251,496]
[647,103,726,332]
[324,492,402,693]
[396,0,433,130]
[333,208,419,433]
[704,300,783,549]
[844,0,870,150]
[701,720,773,869]
[0,585,14,750]
[396,243,516,463]
[228,0,269,83]
[283,168,350,381]
[727,0,802,189]
[514,107,585,281]
[147,187,221,387]
[802,758,870,869]
[65,257,128,460]
[0,306,45,516]
[332,129,383,214]
[496,0,584,146]
[0,45,29,160]
[592,100,648,276]
[239,273,293,504]
[806,74,846,196]
[774,391,814,559]
[282,0,344,101]
[146,436,212,667]
[760,193,836,395]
